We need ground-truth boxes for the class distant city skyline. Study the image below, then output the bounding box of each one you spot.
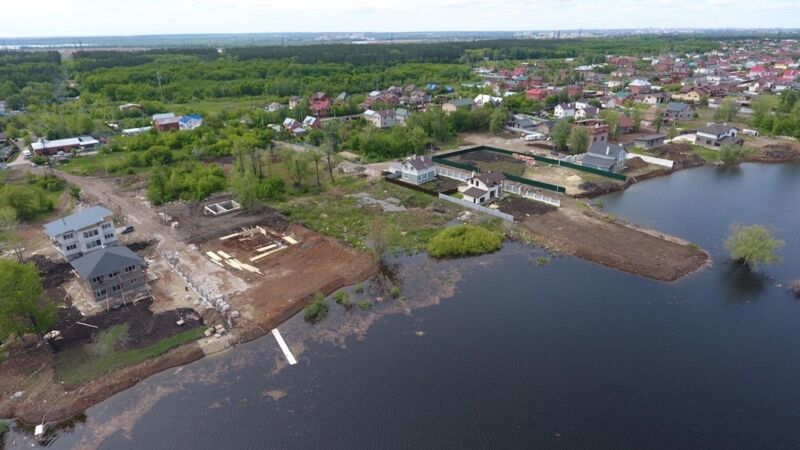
[1,0,798,39]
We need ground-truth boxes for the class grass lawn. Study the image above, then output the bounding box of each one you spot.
[54,325,204,389]
[689,144,721,162]
[274,177,459,253]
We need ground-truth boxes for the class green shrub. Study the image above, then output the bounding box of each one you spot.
[333,291,351,307]
[537,256,550,266]
[303,292,329,322]
[358,301,373,311]
[390,286,401,299]
[426,225,503,259]
[354,283,364,294]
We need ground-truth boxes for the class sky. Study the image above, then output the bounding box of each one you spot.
[1,0,798,38]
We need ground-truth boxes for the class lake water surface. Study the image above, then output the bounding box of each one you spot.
[11,163,800,449]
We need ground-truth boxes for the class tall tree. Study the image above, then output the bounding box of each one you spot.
[551,120,572,152]
[0,260,57,339]
[714,97,737,122]
[724,224,784,270]
[568,126,590,154]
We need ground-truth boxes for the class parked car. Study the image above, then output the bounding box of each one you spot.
[120,225,135,234]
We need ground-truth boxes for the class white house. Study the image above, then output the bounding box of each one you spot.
[458,172,505,204]
[695,123,742,147]
[398,156,436,185]
[43,206,118,260]
[473,94,503,107]
[574,104,598,120]
[363,109,397,128]
[554,103,576,119]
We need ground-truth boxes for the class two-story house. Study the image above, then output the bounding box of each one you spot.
[44,206,118,260]
[71,246,149,309]
[458,172,505,204]
[554,103,576,119]
[398,156,436,185]
[363,109,397,128]
[663,102,694,123]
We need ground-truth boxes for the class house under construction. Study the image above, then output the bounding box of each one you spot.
[70,245,151,310]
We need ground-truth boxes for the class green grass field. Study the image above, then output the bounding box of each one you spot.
[54,325,204,388]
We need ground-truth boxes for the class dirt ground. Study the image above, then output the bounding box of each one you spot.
[0,170,378,425]
[165,194,289,244]
[515,201,709,282]
[744,137,800,163]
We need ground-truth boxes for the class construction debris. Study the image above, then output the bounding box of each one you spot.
[207,225,301,271]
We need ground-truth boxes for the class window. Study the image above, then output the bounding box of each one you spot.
[86,239,102,250]
[130,278,136,285]
[82,229,99,239]
[111,284,123,292]
[95,289,107,298]
[91,275,105,284]
[101,223,112,229]
[109,271,119,278]
[124,265,136,273]
[104,233,114,240]
[65,244,77,251]
[62,233,73,240]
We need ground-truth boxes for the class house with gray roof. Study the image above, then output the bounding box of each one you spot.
[695,123,742,147]
[71,246,149,309]
[663,102,694,123]
[458,172,505,204]
[43,206,118,260]
[581,142,628,172]
[442,98,475,114]
[399,156,436,185]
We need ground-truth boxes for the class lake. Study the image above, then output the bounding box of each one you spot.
[10,163,800,449]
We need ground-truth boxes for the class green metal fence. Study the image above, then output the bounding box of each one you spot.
[437,145,627,182]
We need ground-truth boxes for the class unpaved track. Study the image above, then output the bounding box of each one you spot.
[58,173,248,297]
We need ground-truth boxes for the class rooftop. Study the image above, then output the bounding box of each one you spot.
[70,246,143,280]
[44,206,113,237]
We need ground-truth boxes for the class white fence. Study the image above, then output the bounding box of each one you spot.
[436,166,473,181]
[626,153,674,169]
[503,182,561,207]
[438,194,514,222]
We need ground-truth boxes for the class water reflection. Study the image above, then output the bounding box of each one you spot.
[720,262,767,303]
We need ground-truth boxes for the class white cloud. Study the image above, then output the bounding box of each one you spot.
[0,0,796,37]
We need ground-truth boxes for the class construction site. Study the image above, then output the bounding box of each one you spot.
[0,179,378,424]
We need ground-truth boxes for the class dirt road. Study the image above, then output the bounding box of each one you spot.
[58,172,248,298]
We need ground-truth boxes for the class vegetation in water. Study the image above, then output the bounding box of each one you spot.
[724,224,784,270]
[303,292,329,322]
[791,279,800,299]
[358,301,373,311]
[426,224,503,258]
[719,145,749,166]
[333,291,351,308]
[537,256,550,266]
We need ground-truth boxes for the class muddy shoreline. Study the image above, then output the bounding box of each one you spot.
[1,260,378,426]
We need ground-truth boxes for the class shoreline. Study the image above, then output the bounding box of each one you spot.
[6,154,793,427]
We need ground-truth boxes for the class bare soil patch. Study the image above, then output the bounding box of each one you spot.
[497,197,557,218]
[165,194,289,244]
[518,205,708,282]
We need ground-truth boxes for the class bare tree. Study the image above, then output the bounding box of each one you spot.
[310,150,323,187]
